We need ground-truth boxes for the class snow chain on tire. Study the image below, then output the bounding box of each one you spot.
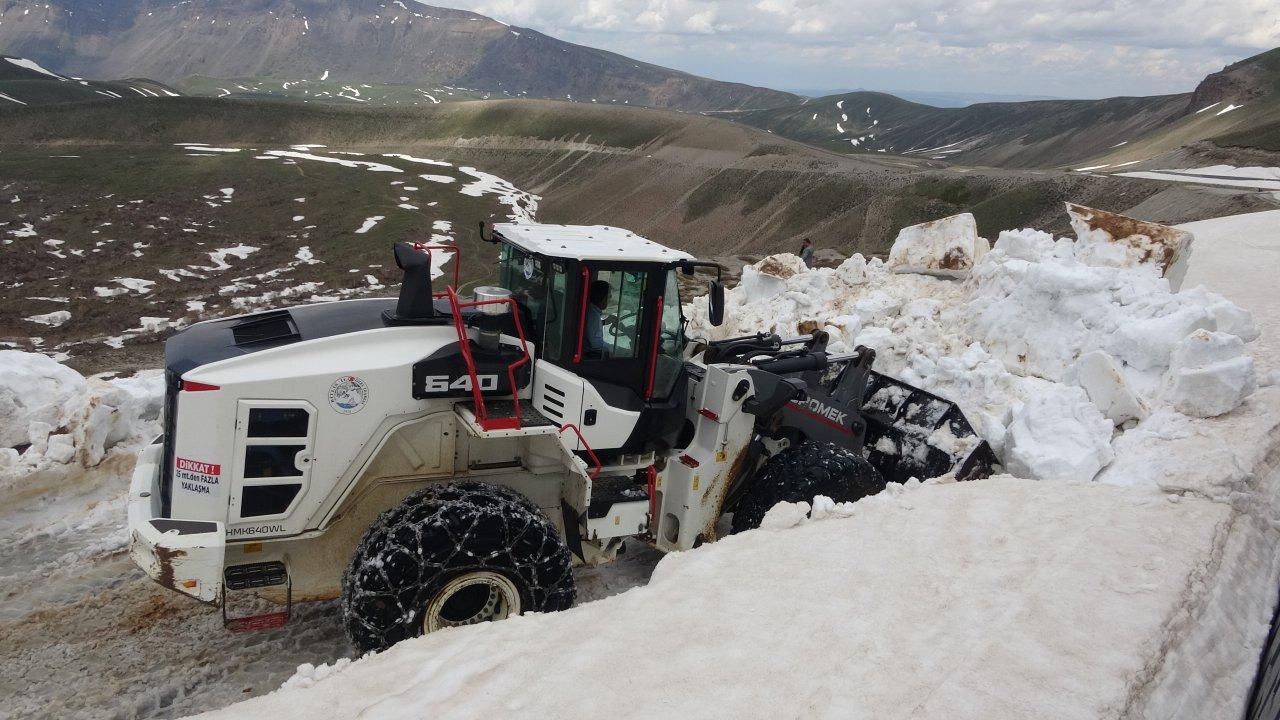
[731,441,887,534]
[341,481,575,653]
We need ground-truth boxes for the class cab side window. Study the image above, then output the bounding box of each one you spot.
[583,269,646,360]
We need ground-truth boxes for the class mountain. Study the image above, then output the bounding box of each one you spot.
[0,0,797,112]
[0,54,178,106]
[730,47,1280,168]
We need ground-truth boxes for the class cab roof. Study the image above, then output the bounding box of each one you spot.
[493,223,696,264]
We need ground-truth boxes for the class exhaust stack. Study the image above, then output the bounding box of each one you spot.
[383,242,437,324]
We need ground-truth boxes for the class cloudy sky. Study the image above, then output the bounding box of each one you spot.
[438,0,1280,99]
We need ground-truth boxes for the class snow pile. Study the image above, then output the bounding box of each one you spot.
[193,477,1244,720]
[0,351,163,484]
[687,224,1258,483]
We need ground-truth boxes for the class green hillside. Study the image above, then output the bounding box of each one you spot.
[0,54,180,107]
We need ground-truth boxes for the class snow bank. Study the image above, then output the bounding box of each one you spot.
[0,351,163,485]
[193,477,1239,720]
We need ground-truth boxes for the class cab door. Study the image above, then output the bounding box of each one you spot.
[227,400,317,538]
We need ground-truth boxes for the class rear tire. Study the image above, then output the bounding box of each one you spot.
[341,481,575,653]
[730,441,887,534]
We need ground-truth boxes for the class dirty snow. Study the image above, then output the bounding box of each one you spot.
[886,212,989,277]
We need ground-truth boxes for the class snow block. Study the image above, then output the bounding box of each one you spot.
[1004,384,1114,482]
[737,254,806,301]
[887,212,990,277]
[1160,330,1255,417]
[0,351,164,483]
[1068,351,1149,425]
[0,350,86,448]
[1066,203,1194,290]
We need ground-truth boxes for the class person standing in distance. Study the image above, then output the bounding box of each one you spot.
[799,238,815,268]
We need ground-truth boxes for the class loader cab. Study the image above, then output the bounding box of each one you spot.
[486,224,722,458]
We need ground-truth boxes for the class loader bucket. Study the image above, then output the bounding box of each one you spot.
[856,371,998,484]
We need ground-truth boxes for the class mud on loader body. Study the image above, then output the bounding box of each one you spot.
[127,223,996,650]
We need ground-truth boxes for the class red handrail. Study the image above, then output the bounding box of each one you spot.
[572,266,590,363]
[444,286,532,432]
[643,294,663,399]
[644,465,658,522]
[410,242,462,296]
[558,423,602,480]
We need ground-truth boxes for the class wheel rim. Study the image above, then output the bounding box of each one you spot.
[423,571,521,633]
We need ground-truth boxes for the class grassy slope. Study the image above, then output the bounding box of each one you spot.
[0,97,686,149]
[729,90,1188,168]
[0,140,523,369]
[0,55,179,106]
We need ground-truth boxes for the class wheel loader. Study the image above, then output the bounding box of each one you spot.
[127,223,996,651]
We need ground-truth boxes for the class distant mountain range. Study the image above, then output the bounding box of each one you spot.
[0,0,797,112]
[0,0,1275,170]
[731,47,1280,167]
[784,89,1066,108]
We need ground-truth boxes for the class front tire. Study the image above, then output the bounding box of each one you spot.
[731,441,887,533]
[341,481,575,653]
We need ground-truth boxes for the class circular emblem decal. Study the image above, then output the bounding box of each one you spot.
[522,257,536,280]
[328,375,369,414]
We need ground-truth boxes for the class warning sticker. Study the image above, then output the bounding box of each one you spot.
[175,457,221,495]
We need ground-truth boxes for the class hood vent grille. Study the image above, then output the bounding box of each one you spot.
[231,311,300,346]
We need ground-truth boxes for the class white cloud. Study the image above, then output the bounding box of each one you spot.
[437,0,1280,96]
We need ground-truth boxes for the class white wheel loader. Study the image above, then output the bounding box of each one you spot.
[127,223,996,651]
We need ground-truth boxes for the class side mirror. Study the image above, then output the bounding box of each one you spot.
[478,221,497,243]
[709,280,725,327]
